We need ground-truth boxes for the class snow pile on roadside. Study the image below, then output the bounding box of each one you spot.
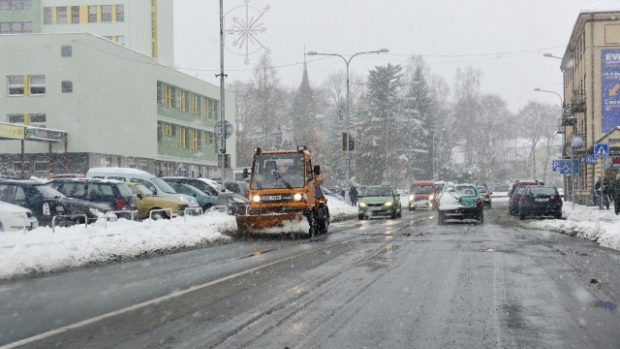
[0,212,235,279]
[527,203,620,251]
[328,198,358,221]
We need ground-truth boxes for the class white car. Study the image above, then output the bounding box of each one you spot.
[0,201,39,232]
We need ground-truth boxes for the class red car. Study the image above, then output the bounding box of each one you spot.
[408,181,435,210]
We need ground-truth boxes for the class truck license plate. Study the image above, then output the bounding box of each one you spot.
[263,195,281,201]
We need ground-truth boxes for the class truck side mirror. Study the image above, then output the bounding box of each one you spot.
[243,168,249,179]
[313,165,321,175]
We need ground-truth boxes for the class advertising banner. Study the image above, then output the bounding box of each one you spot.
[602,49,620,133]
[0,123,25,140]
[24,126,65,142]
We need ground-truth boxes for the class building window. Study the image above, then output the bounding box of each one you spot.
[61,45,72,57]
[0,0,31,10]
[7,75,24,96]
[101,5,112,22]
[0,21,31,33]
[29,75,45,95]
[179,128,187,149]
[71,6,80,24]
[191,95,199,114]
[179,90,187,112]
[7,113,46,127]
[43,7,52,24]
[88,6,97,23]
[116,5,124,22]
[164,85,174,108]
[56,7,67,24]
[61,81,73,93]
[164,123,172,136]
[191,130,201,150]
[203,131,213,144]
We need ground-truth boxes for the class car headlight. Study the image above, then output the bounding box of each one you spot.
[384,201,393,207]
[429,194,434,201]
[293,193,303,201]
[252,195,261,203]
[409,194,414,201]
[359,202,367,208]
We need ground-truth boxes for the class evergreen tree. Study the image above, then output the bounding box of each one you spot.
[356,64,403,184]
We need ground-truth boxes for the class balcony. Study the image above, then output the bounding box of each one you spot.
[569,90,586,113]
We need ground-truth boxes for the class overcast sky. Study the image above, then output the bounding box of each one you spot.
[174,0,617,112]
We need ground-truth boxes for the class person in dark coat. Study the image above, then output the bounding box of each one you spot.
[614,174,620,215]
[350,186,358,206]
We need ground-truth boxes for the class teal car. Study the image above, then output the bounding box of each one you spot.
[358,184,402,219]
[436,184,484,225]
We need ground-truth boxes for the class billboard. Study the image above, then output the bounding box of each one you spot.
[0,123,25,140]
[601,49,620,133]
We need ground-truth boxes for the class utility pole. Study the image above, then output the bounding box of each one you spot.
[217,0,228,190]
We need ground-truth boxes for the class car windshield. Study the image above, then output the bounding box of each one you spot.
[412,185,433,194]
[251,153,305,189]
[364,186,393,197]
[455,186,477,196]
[34,184,65,199]
[151,177,176,194]
[529,187,557,196]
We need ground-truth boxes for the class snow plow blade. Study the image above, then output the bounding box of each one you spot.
[236,213,309,234]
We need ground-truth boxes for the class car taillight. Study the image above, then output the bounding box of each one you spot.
[42,202,51,215]
[554,195,561,205]
[485,194,490,199]
[476,199,482,206]
[115,198,125,210]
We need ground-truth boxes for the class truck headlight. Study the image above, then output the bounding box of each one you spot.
[384,201,393,207]
[293,193,302,201]
[252,195,261,203]
[409,194,414,201]
[359,202,367,208]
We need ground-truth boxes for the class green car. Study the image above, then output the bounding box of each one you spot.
[436,183,484,225]
[358,184,402,219]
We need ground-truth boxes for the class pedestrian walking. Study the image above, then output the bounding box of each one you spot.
[614,174,620,215]
[350,186,358,207]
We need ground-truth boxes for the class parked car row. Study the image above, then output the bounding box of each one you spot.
[0,167,251,230]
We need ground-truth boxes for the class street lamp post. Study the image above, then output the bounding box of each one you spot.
[533,87,574,209]
[307,48,389,184]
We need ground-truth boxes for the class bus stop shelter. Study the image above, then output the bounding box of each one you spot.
[0,122,68,179]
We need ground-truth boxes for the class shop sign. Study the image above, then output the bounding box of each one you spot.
[24,127,65,142]
[0,123,25,140]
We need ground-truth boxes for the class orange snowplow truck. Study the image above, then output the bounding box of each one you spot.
[236,146,329,236]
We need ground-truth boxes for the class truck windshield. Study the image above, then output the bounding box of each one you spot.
[251,153,305,189]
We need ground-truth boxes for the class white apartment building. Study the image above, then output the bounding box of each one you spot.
[0,33,236,179]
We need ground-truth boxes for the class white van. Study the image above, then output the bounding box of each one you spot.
[86,168,199,207]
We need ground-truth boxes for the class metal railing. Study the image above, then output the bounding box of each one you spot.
[183,207,204,222]
[108,210,138,221]
[52,214,88,233]
[148,208,173,221]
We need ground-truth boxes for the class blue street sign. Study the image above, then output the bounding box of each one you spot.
[594,143,609,159]
[553,159,579,175]
[585,154,597,165]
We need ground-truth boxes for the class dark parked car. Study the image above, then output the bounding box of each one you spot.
[48,178,136,212]
[224,180,249,198]
[0,180,110,226]
[162,177,220,196]
[518,185,563,220]
[508,179,544,215]
[168,182,217,211]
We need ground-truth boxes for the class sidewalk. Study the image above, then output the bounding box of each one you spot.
[527,201,620,251]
